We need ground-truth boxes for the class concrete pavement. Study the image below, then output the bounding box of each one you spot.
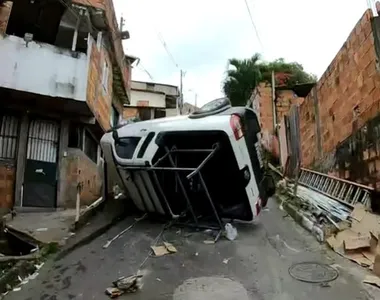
[4,200,380,300]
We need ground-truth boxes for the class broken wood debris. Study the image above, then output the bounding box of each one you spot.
[151,242,177,257]
[105,274,143,298]
[103,214,147,249]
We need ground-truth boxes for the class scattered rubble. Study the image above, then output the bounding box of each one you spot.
[151,242,177,257]
[105,274,143,298]
[277,176,380,283]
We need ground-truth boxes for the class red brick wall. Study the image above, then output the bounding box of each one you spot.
[87,38,113,131]
[74,0,130,98]
[0,162,15,209]
[63,148,102,208]
[257,84,302,134]
[0,1,12,35]
[299,9,380,167]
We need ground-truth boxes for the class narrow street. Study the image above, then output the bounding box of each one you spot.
[4,199,377,300]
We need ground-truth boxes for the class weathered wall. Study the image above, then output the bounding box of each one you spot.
[0,35,88,101]
[73,0,130,101]
[130,90,166,108]
[0,161,15,209]
[86,36,113,131]
[62,148,102,208]
[0,1,12,35]
[300,9,380,169]
[256,84,301,135]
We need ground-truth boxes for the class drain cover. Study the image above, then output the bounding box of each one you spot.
[289,262,339,283]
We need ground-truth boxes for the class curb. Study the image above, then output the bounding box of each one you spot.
[276,193,325,242]
[55,213,125,261]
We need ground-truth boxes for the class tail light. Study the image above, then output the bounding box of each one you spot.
[230,115,244,140]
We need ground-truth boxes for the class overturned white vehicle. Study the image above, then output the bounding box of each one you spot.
[101,98,275,229]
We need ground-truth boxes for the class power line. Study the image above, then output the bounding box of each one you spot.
[137,62,154,81]
[156,31,179,69]
[243,0,264,50]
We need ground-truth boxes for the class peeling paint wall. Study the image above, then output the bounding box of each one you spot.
[62,148,102,208]
[0,35,88,101]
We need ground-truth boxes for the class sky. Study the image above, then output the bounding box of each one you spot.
[114,0,370,107]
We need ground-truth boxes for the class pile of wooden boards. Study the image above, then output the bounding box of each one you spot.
[326,203,380,276]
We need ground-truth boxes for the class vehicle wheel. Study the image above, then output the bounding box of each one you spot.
[189,97,231,119]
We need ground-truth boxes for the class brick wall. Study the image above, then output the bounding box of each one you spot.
[87,36,113,131]
[74,0,130,101]
[256,84,302,135]
[62,148,102,208]
[0,161,15,209]
[299,9,380,168]
[123,107,139,119]
[0,1,12,35]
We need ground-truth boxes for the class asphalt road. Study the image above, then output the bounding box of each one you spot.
[4,199,379,300]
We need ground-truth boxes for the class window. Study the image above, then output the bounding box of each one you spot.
[84,130,98,163]
[68,123,82,148]
[154,109,166,119]
[115,137,141,159]
[102,60,110,93]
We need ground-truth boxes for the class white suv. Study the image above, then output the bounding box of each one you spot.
[101,98,275,224]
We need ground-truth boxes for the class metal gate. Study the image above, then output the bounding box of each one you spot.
[23,119,60,208]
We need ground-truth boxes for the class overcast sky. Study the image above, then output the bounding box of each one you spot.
[114,0,370,107]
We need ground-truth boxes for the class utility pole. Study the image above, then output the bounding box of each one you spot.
[271,71,277,134]
[120,15,125,32]
[194,93,198,109]
[179,70,184,115]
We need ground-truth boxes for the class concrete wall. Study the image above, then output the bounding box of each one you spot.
[131,81,179,97]
[61,148,102,208]
[0,35,88,101]
[299,9,379,168]
[130,89,166,108]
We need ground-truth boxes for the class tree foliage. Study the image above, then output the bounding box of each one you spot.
[258,58,317,87]
[222,54,262,106]
[223,55,317,106]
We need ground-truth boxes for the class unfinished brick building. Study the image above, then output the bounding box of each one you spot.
[0,0,132,211]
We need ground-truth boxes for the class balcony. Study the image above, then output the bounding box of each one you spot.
[0,35,88,101]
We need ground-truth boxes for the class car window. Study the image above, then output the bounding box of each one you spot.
[115,137,141,159]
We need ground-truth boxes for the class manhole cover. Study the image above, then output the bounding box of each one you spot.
[289,262,339,283]
[173,277,250,300]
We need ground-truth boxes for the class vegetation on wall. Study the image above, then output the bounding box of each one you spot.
[222,54,317,106]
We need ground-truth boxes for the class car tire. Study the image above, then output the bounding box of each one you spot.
[189,97,231,119]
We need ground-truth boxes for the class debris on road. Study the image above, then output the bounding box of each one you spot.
[203,240,215,244]
[225,223,238,241]
[151,242,177,257]
[105,274,143,298]
[103,214,147,249]
[363,275,380,288]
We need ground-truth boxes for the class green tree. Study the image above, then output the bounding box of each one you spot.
[222,56,317,106]
[222,54,262,106]
[258,58,317,87]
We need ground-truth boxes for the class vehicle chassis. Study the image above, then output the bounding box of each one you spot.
[117,142,226,241]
